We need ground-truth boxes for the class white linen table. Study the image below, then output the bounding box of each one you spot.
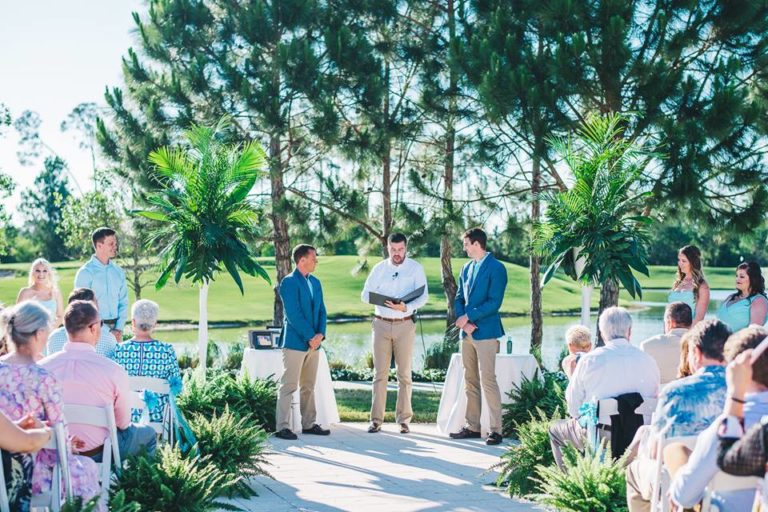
[241,347,340,431]
[436,352,540,435]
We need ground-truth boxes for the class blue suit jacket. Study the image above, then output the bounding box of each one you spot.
[454,253,508,340]
[278,269,327,351]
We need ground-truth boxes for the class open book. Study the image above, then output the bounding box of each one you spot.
[368,285,426,307]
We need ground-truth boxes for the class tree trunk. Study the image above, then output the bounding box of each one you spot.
[380,61,392,258]
[270,134,292,327]
[441,0,458,327]
[595,278,620,347]
[530,155,543,360]
[198,281,209,374]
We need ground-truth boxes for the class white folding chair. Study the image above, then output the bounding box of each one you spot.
[649,434,698,512]
[597,397,658,427]
[62,404,121,499]
[30,422,73,512]
[701,472,760,512]
[128,376,176,445]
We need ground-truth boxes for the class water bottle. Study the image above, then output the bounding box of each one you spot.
[506,335,513,355]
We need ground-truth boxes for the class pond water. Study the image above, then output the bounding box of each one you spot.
[159,288,736,371]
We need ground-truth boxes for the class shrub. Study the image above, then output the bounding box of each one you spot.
[62,491,139,512]
[502,370,567,437]
[189,407,272,497]
[223,342,245,370]
[422,328,459,370]
[111,446,240,512]
[531,441,628,512]
[177,370,277,431]
[178,343,222,370]
[494,407,559,497]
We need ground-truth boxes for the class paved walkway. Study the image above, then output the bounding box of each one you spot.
[227,423,542,512]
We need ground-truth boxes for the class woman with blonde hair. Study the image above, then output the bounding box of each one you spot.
[669,245,710,326]
[16,258,63,327]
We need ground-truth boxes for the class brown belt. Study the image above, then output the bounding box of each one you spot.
[77,445,104,457]
[374,315,413,323]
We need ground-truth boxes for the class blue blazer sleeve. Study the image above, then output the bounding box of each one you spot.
[315,277,327,336]
[454,265,467,318]
[279,277,315,342]
[466,261,507,323]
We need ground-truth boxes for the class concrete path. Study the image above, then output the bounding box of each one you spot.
[227,422,542,512]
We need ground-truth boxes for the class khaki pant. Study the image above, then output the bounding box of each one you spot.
[370,317,415,425]
[549,418,611,470]
[462,334,501,434]
[276,348,320,431]
[625,443,693,512]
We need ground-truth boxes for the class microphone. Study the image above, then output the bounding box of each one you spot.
[392,272,399,280]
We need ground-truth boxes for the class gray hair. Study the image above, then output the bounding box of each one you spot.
[132,299,159,332]
[598,306,632,341]
[0,300,51,347]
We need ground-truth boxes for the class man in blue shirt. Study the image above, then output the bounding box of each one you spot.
[74,227,128,342]
[274,244,329,440]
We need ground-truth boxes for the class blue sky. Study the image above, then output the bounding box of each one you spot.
[0,0,142,216]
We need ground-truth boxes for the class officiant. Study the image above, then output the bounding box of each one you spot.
[361,232,428,434]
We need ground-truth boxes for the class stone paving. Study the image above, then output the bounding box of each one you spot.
[227,422,543,512]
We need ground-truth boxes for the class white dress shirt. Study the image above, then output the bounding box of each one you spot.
[565,337,660,418]
[361,257,428,319]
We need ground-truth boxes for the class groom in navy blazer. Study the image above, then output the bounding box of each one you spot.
[274,244,330,440]
[450,227,508,445]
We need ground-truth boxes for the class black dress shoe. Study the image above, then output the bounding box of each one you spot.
[274,428,298,440]
[302,424,330,435]
[486,432,503,445]
[449,427,481,439]
[367,422,381,433]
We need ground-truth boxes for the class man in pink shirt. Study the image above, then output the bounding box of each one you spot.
[40,300,156,460]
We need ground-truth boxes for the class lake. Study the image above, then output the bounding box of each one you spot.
[158,287,733,370]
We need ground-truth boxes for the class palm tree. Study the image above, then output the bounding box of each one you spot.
[137,118,270,372]
[534,113,654,344]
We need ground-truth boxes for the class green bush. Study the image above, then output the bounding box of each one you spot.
[177,370,277,431]
[189,407,272,497]
[177,343,222,370]
[224,342,245,370]
[111,446,240,512]
[329,365,447,383]
[422,328,459,370]
[502,370,567,437]
[62,491,139,512]
[494,407,560,497]
[532,441,628,512]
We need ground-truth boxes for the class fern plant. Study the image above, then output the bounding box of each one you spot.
[531,440,629,512]
[494,407,560,497]
[62,491,139,512]
[502,370,567,437]
[111,445,241,512]
[190,407,272,497]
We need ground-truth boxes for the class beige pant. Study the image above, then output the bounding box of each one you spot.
[276,348,320,431]
[462,334,501,434]
[370,317,415,425]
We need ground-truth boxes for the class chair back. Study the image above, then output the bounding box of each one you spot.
[128,376,175,443]
[701,472,761,512]
[129,376,170,395]
[597,397,658,426]
[62,403,121,473]
[30,422,72,512]
[649,434,699,512]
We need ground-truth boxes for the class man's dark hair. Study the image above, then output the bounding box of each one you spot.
[686,319,730,362]
[68,287,95,304]
[292,244,316,264]
[724,326,768,387]
[64,300,100,335]
[666,301,693,328]
[462,227,487,249]
[388,233,408,245]
[92,227,116,249]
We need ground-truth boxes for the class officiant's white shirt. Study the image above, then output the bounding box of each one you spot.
[361,257,428,319]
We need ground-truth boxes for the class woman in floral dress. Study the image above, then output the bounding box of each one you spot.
[0,301,101,510]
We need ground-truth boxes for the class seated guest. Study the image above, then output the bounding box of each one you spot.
[640,302,692,385]
[561,325,592,378]
[47,287,117,358]
[113,299,181,423]
[0,301,101,508]
[668,326,768,511]
[549,307,660,470]
[40,301,156,461]
[0,411,51,512]
[625,319,730,512]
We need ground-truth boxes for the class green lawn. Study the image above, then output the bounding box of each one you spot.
[334,388,441,423]
[0,257,737,324]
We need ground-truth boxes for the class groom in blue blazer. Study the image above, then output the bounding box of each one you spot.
[450,227,508,445]
[274,244,330,440]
